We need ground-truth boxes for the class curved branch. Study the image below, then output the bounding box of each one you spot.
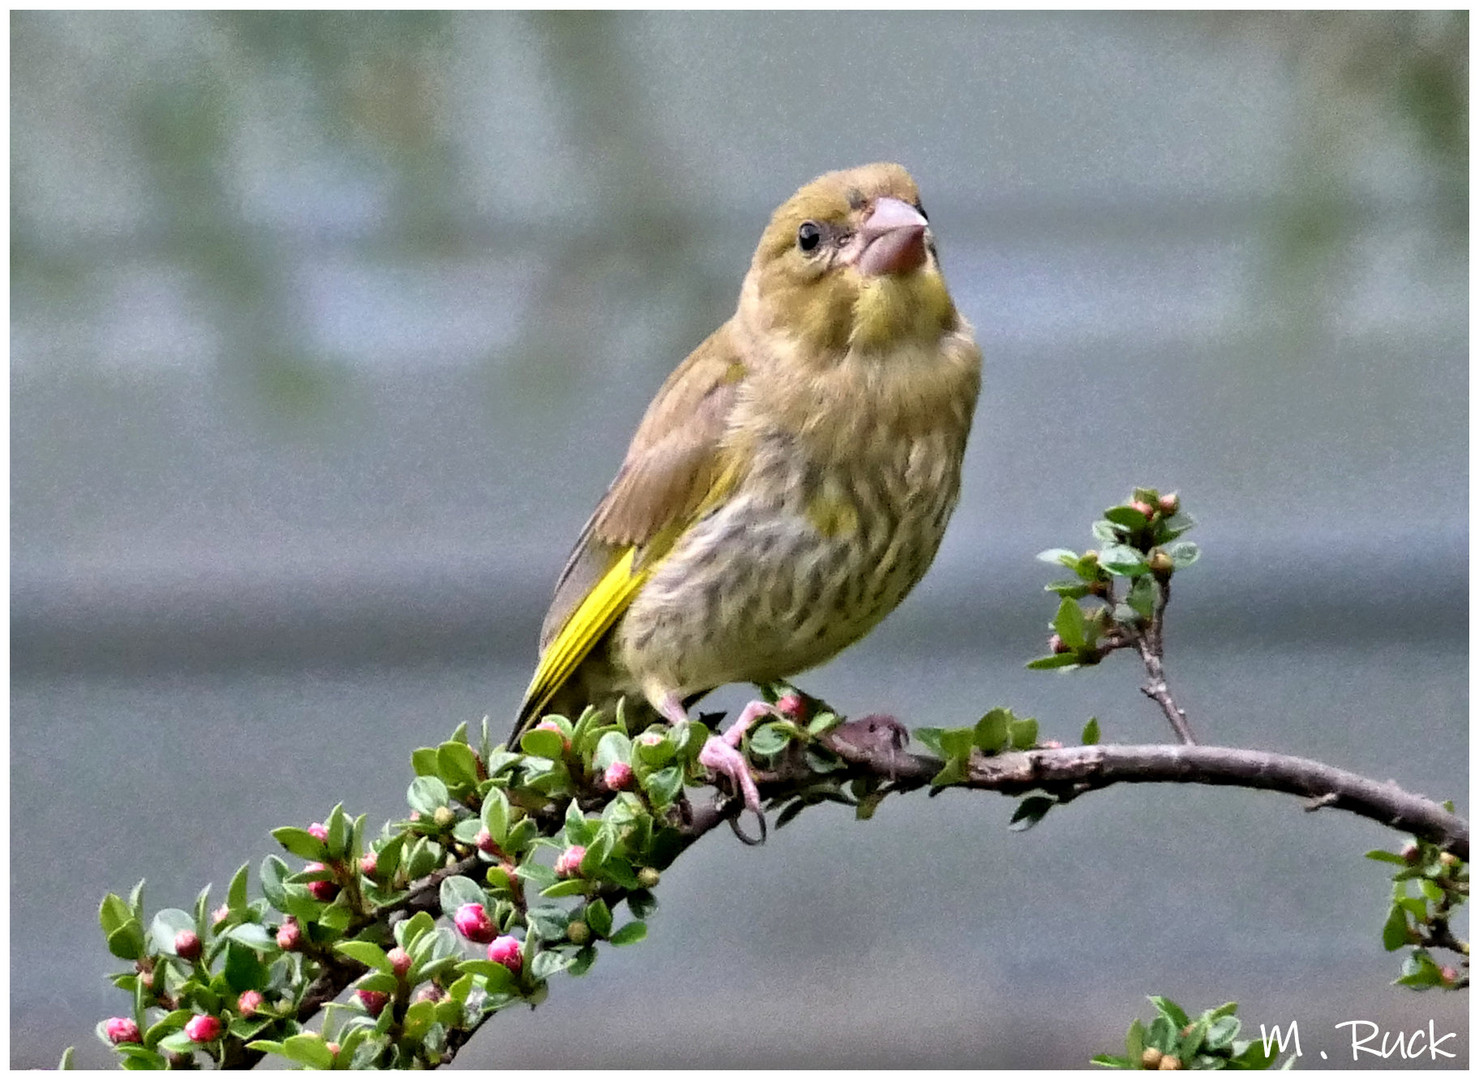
[222,731,1465,1069]
[810,725,1468,858]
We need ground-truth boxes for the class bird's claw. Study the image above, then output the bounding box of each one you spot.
[699,734,762,816]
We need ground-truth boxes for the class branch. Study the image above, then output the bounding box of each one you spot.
[809,723,1467,858]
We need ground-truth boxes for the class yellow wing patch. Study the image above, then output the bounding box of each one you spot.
[515,546,651,737]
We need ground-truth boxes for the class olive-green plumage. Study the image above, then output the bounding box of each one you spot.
[511,162,981,747]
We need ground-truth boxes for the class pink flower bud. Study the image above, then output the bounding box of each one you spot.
[211,903,231,927]
[276,918,302,951]
[388,946,412,978]
[555,845,587,878]
[356,988,390,1017]
[105,1017,141,1045]
[475,828,501,855]
[1130,500,1155,520]
[304,862,339,901]
[1158,493,1180,516]
[359,852,378,877]
[1401,842,1420,863]
[1439,965,1458,985]
[486,934,523,972]
[237,990,264,1017]
[308,822,329,842]
[636,731,664,748]
[414,984,446,1004]
[453,902,496,943]
[174,930,202,961]
[776,692,806,721]
[603,761,634,791]
[1049,634,1069,654]
[326,1042,340,1057]
[184,1014,222,1043]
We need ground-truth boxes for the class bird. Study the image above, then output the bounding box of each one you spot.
[509,162,981,814]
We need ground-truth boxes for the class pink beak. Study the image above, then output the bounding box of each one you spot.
[857,196,929,277]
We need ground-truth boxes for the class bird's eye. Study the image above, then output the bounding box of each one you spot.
[797,221,822,252]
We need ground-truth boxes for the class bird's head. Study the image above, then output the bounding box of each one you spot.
[739,162,959,362]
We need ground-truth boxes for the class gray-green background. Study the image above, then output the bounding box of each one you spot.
[12,11,1467,1069]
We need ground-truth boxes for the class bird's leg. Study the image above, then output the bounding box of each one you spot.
[654,693,769,814]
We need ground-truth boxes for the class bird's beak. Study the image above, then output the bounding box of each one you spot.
[856,197,929,277]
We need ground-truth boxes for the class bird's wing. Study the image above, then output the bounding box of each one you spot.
[511,323,748,740]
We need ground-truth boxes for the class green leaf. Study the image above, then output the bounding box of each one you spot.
[1177,1016,1208,1060]
[457,959,518,993]
[642,766,683,807]
[335,940,392,972]
[282,1033,336,1069]
[227,863,250,912]
[1103,505,1149,532]
[1125,1017,1146,1065]
[1205,1014,1241,1051]
[930,757,968,788]
[609,921,647,946]
[100,893,131,938]
[585,898,613,938]
[58,1047,75,1070]
[1026,653,1080,671]
[150,908,196,955]
[1008,795,1055,832]
[1036,548,1080,566]
[634,731,677,767]
[626,890,659,919]
[973,709,1010,753]
[1089,1053,1132,1068]
[540,879,589,899]
[223,939,268,992]
[806,711,842,737]
[912,727,945,757]
[1365,849,1410,865]
[592,731,632,772]
[325,803,350,860]
[438,741,482,788]
[1045,579,1090,598]
[411,747,440,776]
[1159,512,1195,540]
[1126,575,1155,620]
[748,722,793,756]
[1149,995,1190,1029]
[480,788,511,844]
[1081,717,1100,745]
[1166,540,1200,569]
[1008,717,1039,750]
[521,727,567,761]
[938,727,974,759]
[407,776,450,816]
[1098,544,1148,576]
[271,827,326,861]
[1052,597,1087,649]
[439,875,489,916]
[530,949,574,980]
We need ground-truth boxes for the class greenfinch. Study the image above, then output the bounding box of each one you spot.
[511,163,981,812]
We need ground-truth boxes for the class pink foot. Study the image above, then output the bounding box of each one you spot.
[655,694,773,814]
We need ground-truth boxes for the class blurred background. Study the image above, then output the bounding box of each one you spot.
[11,10,1467,1069]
